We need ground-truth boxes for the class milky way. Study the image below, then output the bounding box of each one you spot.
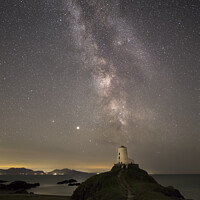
[0,0,199,173]
[65,0,158,142]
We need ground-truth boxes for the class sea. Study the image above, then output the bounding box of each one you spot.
[153,174,200,200]
[0,174,199,199]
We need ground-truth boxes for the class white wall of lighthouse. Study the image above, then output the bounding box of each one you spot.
[117,146,134,164]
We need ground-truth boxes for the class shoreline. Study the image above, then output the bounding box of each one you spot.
[0,193,71,200]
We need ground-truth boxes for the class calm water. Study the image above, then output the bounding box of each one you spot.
[0,174,199,199]
[153,174,200,200]
[0,175,87,196]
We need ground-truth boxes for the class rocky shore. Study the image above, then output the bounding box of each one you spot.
[0,180,40,194]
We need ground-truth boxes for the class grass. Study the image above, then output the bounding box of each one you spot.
[0,194,70,200]
[72,168,127,200]
[120,166,178,200]
[72,164,184,200]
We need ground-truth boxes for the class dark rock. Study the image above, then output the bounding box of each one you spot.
[0,181,40,191]
[57,179,77,184]
[8,181,40,190]
[68,183,81,186]
[0,180,8,183]
[15,189,29,194]
[32,183,40,187]
[0,183,7,190]
[154,185,185,199]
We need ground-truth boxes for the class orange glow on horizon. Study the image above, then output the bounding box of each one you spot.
[0,164,112,173]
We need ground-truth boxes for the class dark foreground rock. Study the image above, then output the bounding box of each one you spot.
[0,181,40,191]
[57,179,77,184]
[0,194,70,200]
[0,180,7,183]
[154,185,184,199]
[68,183,81,186]
[14,189,29,194]
[71,164,185,200]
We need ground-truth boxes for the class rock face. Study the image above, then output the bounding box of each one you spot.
[57,179,81,186]
[68,183,81,186]
[0,180,7,183]
[0,181,40,191]
[71,164,185,200]
[57,179,77,184]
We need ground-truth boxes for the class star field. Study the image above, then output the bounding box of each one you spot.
[0,0,199,173]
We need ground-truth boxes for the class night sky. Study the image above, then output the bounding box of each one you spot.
[0,0,199,173]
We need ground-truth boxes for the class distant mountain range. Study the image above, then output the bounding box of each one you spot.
[0,168,44,175]
[0,168,95,176]
[47,168,95,176]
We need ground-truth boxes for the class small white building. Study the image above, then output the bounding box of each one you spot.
[117,146,134,164]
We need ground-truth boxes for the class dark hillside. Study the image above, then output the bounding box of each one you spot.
[71,164,185,200]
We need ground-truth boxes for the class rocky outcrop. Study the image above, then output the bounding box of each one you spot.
[154,185,185,199]
[0,180,7,183]
[71,164,185,200]
[0,181,40,191]
[57,179,77,184]
[68,183,81,186]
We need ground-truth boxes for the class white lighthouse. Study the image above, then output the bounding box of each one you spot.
[117,146,134,164]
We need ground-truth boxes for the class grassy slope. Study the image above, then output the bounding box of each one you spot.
[71,164,184,200]
[121,166,174,200]
[72,167,126,200]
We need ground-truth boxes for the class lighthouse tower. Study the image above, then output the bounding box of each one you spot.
[117,146,134,164]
